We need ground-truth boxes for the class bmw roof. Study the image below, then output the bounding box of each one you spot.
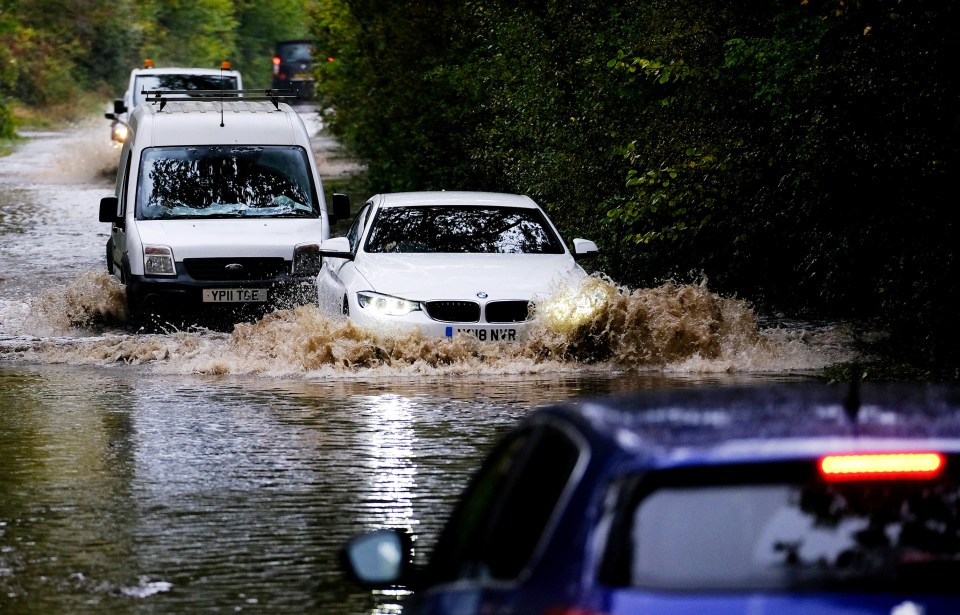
[370,191,542,209]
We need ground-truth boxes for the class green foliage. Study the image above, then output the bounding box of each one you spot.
[0,0,316,122]
[235,0,312,88]
[137,0,239,67]
[309,0,960,369]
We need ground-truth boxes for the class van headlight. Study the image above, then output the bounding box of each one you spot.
[293,243,321,276]
[357,291,421,317]
[143,245,176,276]
[111,122,129,142]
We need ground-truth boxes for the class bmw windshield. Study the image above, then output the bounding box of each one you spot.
[364,206,566,254]
[137,146,319,220]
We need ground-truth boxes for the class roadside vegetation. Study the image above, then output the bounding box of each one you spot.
[0,0,311,136]
[1,0,956,378]
[309,0,959,378]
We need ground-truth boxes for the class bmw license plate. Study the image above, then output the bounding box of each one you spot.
[446,327,518,342]
[202,288,268,303]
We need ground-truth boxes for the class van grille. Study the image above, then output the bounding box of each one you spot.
[183,257,288,281]
[423,301,481,323]
[485,301,529,323]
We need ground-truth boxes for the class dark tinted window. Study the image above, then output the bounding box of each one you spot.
[137,146,318,220]
[346,204,371,252]
[278,42,312,63]
[428,424,582,582]
[610,462,960,592]
[364,206,565,255]
[133,74,239,106]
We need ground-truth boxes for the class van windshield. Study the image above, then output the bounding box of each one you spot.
[133,74,239,107]
[137,146,318,220]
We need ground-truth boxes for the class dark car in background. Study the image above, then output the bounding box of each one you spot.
[343,383,960,615]
[272,39,315,99]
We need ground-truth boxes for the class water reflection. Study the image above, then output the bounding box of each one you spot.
[4,365,732,613]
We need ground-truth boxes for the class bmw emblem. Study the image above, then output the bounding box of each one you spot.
[476,291,488,299]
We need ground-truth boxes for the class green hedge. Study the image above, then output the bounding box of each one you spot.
[311,0,959,369]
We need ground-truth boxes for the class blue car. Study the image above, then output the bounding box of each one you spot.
[343,384,960,614]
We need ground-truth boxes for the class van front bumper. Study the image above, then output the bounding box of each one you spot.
[128,272,317,313]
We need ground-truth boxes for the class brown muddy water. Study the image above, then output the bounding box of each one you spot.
[0,117,856,614]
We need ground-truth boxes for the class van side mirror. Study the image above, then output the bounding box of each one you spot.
[113,99,127,114]
[331,193,350,221]
[99,196,119,223]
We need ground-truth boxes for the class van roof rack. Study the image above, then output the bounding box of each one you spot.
[142,89,301,111]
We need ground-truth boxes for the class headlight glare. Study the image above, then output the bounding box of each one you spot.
[536,278,614,331]
[112,123,129,142]
[357,291,421,317]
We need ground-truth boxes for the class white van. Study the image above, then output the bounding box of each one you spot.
[99,91,349,324]
[105,62,243,143]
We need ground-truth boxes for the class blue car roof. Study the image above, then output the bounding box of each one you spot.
[532,383,960,470]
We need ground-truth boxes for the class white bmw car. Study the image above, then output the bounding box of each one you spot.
[316,191,600,341]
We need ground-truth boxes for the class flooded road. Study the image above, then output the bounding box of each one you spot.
[0,117,855,614]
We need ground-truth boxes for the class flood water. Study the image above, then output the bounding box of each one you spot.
[0,116,856,614]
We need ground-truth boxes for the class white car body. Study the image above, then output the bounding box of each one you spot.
[316,192,599,341]
[107,65,243,143]
[100,95,349,321]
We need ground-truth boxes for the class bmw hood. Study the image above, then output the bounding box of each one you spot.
[355,253,586,301]
[134,219,324,259]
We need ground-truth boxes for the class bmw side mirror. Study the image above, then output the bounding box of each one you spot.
[572,238,600,259]
[99,196,119,223]
[113,99,127,114]
[341,529,412,587]
[319,236,354,260]
[332,192,350,221]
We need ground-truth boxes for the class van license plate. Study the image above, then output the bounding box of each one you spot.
[202,288,268,303]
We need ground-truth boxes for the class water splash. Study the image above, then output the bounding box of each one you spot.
[0,271,856,377]
[9,119,121,184]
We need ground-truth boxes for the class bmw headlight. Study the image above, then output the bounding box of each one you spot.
[357,291,422,317]
[143,245,176,276]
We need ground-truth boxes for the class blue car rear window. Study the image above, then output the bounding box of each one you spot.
[608,461,960,592]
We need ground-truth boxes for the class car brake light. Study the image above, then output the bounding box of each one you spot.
[820,453,944,480]
[272,56,281,74]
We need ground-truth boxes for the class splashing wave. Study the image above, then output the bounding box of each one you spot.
[0,272,855,377]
